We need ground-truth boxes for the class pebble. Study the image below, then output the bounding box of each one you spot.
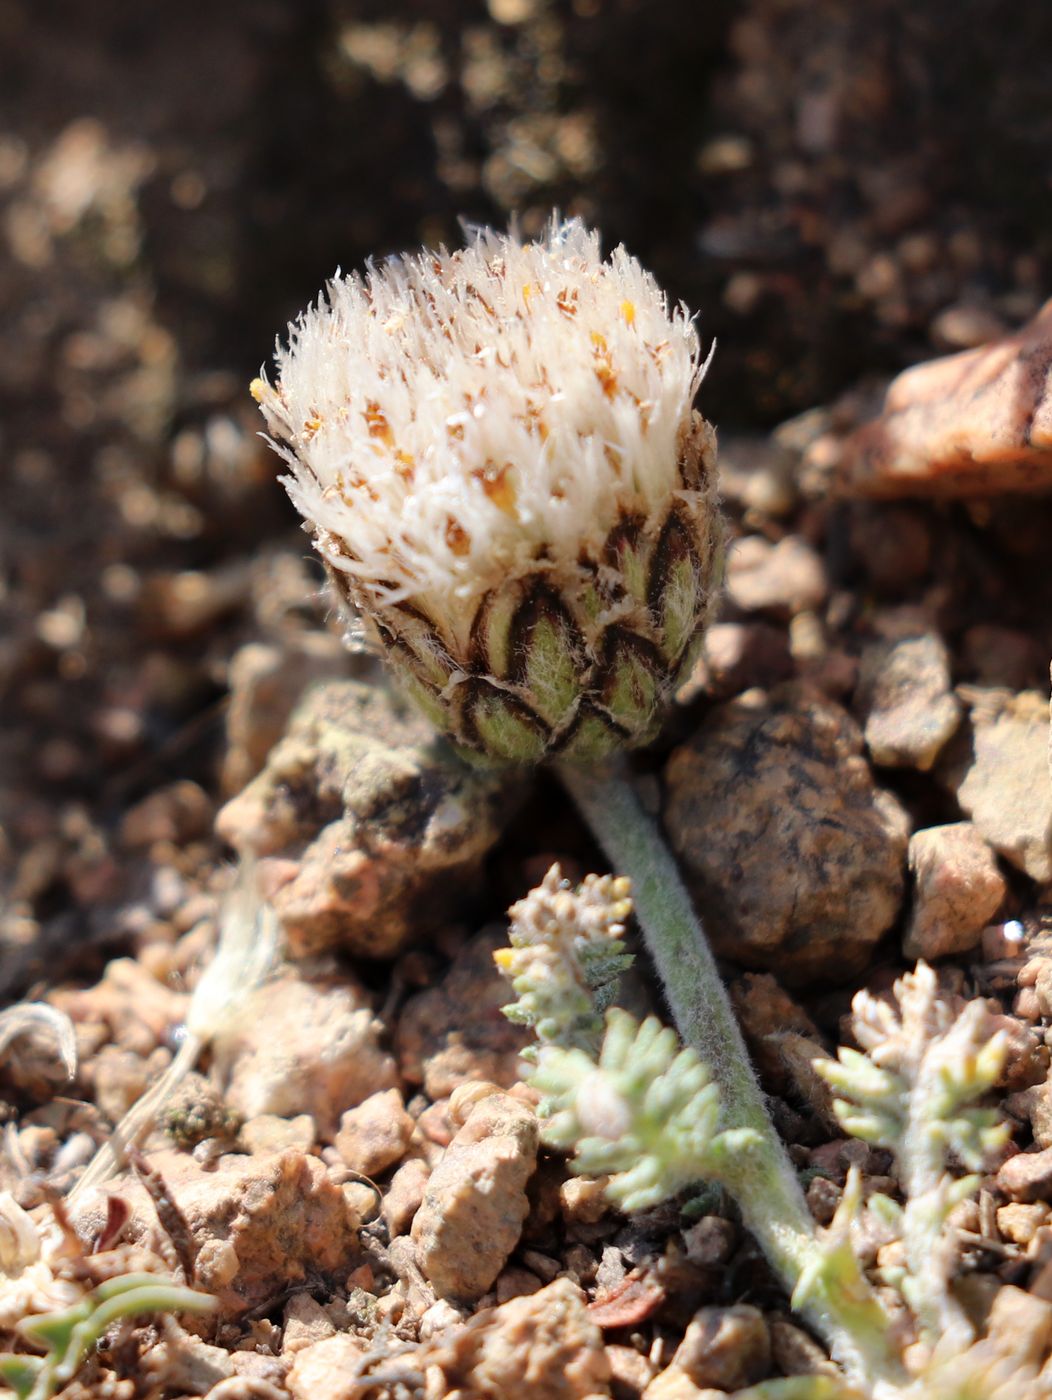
[985,1285,1052,1369]
[997,1203,1048,1247]
[903,823,1007,959]
[664,685,909,982]
[495,1266,543,1303]
[424,1278,610,1400]
[730,973,824,1096]
[669,1305,770,1390]
[216,679,519,958]
[412,1090,539,1302]
[335,1087,415,1177]
[240,1112,316,1155]
[768,1317,841,1379]
[643,1370,724,1400]
[281,1293,337,1355]
[382,1157,431,1237]
[72,1147,357,1316]
[839,297,1052,497]
[997,1147,1052,1204]
[942,689,1052,882]
[397,928,530,1099]
[1013,1068,1052,1149]
[718,434,800,518]
[854,630,960,771]
[560,1175,612,1226]
[286,1334,367,1400]
[138,1331,235,1393]
[606,1343,657,1397]
[724,534,829,618]
[681,1217,736,1269]
[211,972,398,1140]
[92,1043,167,1123]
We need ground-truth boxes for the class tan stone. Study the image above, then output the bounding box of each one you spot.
[287,1334,367,1400]
[382,1156,431,1237]
[997,1203,1048,1246]
[998,1147,1052,1204]
[335,1087,414,1177]
[216,679,519,958]
[282,1293,337,1355]
[943,689,1052,882]
[903,823,1006,960]
[413,1091,539,1302]
[670,1305,770,1390]
[425,1279,611,1400]
[71,1148,357,1317]
[840,299,1052,497]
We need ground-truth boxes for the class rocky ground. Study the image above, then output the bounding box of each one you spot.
[2,1,1052,1397]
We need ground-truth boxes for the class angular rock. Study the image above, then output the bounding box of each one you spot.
[72,1148,356,1316]
[941,689,1052,881]
[669,1304,770,1390]
[425,1278,611,1399]
[211,972,398,1139]
[985,1285,1052,1370]
[998,1147,1052,1204]
[382,1156,431,1237]
[282,1292,337,1355]
[397,928,530,1099]
[643,1370,724,1400]
[240,1113,315,1154]
[287,1334,367,1400]
[840,298,1052,497]
[725,534,828,618]
[335,1087,415,1177]
[217,680,521,958]
[997,1204,1049,1247]
[903,823,1006,959]
[664,686,909,982]
[412,1090,539,1302]
[855,630,960,771]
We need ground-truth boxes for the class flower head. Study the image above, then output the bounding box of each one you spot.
[255,217,721,763]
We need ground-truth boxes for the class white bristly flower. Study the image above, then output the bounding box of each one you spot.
[254,216,721,763]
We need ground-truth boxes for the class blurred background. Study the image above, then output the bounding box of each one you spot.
[1,0,1051,882]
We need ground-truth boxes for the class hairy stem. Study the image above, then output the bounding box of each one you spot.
[557,761,903,1388]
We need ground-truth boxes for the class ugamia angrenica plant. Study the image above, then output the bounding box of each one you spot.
[497,872,1029,1398]
[256,217,899,1383]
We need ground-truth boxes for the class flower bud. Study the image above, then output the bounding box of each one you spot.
[254,218,721,763]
